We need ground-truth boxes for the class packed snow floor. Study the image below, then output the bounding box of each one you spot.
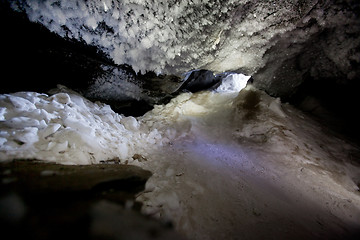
[1,76,360,239]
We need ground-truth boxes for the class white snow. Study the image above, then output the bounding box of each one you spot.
[1,78,360,239]
[215,73,251,93]
[136,85,360,239]
[0,86,165,165]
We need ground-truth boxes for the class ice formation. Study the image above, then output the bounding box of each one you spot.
[9,0,320,75]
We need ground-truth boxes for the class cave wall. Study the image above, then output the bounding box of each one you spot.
[253,0,360,98]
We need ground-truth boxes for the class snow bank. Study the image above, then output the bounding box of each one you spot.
[0,87,164,164]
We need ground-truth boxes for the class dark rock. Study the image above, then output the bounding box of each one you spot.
[82,66,183,116]
[0,1,110,94]
[0,160,185,240]
[178,70,219,93]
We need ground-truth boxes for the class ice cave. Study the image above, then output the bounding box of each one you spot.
[1,0,360,239]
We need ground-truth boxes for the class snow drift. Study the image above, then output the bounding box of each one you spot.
[0,86,164,164]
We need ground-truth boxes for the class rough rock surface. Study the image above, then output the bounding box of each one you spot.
[0,160,185,240]
[252,0,360,97]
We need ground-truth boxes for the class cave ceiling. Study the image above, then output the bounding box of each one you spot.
[1,0,360,116]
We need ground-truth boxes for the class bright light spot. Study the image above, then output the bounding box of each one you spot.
[103,1,108,12]
[215,73,251,93]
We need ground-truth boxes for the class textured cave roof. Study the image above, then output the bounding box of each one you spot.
[5,0,360,96]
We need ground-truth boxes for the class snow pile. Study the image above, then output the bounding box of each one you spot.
[0,87,164,164]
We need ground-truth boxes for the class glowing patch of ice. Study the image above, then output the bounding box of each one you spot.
[215,73,251,93]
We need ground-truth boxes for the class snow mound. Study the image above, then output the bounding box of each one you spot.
[0,87,164,164]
